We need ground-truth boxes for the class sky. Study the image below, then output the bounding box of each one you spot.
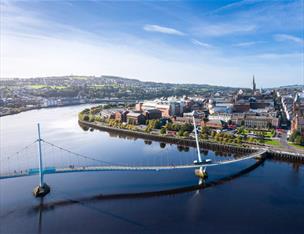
[0,0,303,88]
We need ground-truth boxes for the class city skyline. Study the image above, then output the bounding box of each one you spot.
[1,0,303,88]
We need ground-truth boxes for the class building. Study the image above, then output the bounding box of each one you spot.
[209,113,232,123]
[252,75,256,94]
[201,119,225,129]
[232,114,279,129]
[183,111,205,119]
[281,95,294,120]
[173,116,201,125]
[155,104,171,117]
[144,109,162,120]
[291,114,304,135]
[126,112,146,125]
[209,103,233,114]
[137,97,191,117]
[291,92,304,135]
[98,109,116,119]
[233,102,250,113]
[115,110,129,122]
[135,102,143,112]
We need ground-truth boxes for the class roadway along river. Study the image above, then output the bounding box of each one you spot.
[0,105,304,234]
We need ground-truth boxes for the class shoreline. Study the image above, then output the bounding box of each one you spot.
[79,120,304,162]
[78,120,255,154]
[0,103,88,117]
[0,99,138,117]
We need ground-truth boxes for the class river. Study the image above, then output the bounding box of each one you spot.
[0,105,303,234]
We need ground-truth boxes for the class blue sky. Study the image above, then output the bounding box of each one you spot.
[1,0,303,87]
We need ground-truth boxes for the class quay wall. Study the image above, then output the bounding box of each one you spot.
[79,120,256,154]
[79,120,304,163]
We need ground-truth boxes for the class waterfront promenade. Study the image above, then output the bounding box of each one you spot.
[79,120,304,162]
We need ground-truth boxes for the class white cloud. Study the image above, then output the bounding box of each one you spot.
[0,1,302,87]
[1,33,301,88]
[233,41,264,47]
[191,39,213,48]
[274,34,304,45]
[143,24,185,36]
[194,23,257,37]
[211,0,261,14]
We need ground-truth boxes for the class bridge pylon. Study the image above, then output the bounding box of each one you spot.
[195,166,208,179]
[33,123,50,197]
[192,114,208,179]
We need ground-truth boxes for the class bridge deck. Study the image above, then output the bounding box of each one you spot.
[0,149,266,179]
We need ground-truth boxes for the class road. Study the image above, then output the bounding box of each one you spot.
[278,131,304,154]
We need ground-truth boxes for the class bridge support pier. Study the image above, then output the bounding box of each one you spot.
[33,183,50,197]
[33,123,50,197]
[195,167,208,179]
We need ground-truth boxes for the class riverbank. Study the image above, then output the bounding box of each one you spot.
[79,120,304,162]
[1,99,139,117]
[0,103,86,117]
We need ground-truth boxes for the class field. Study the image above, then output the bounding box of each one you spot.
[29,85,66,89]
[288,143,304,150]
[264,139,281,146]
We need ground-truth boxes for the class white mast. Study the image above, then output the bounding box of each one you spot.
[192,113,202,163]
[37,123,44,187]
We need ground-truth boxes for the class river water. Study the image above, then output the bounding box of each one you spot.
[0,105,303,234]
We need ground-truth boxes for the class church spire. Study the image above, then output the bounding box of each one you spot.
[252,75,256,94]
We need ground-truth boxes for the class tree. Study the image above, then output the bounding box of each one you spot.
[165,122,172,130]
[201,126,210,135]
[145,126,152,133]
[202,117,209,126]
[181,123,193,132]
[183,131,190,137]
[267,122,273,129]
[237,127,245,135]
[83,115,90,121]
[295,135,302,145]
[177,130,184,137]
[160,128,166,135]
[201,134,208,140]
[290,131,300,142]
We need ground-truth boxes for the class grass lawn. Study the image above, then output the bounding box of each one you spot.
[264,131,274,138]
[288,142,304,149]
[29,85,66,89]
[264,139,281,146]
[73,76,87,80]
[92,84,105,87]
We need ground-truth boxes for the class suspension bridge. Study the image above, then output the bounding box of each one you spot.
[0,123,266,197]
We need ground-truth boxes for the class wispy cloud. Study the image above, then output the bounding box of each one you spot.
[143,24,185,36]
[194,23,257,37]
[233,41,264,47]
[252,52,302,60]
[1,0,302,87]
[191,39,213,48]
[211,0,260,14]
[274,34,304,45]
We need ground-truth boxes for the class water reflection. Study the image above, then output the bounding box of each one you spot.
[159,142,166,149]
[144,140,152,145]
[30,158,265,215]
[1,106,304,234]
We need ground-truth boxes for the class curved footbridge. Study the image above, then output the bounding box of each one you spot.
[0,148,266,179]
[0,123,268,197]
[57,148,267,173]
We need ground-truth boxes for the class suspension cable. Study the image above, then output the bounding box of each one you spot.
[42,140,127,166]
[2,140,38,160]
